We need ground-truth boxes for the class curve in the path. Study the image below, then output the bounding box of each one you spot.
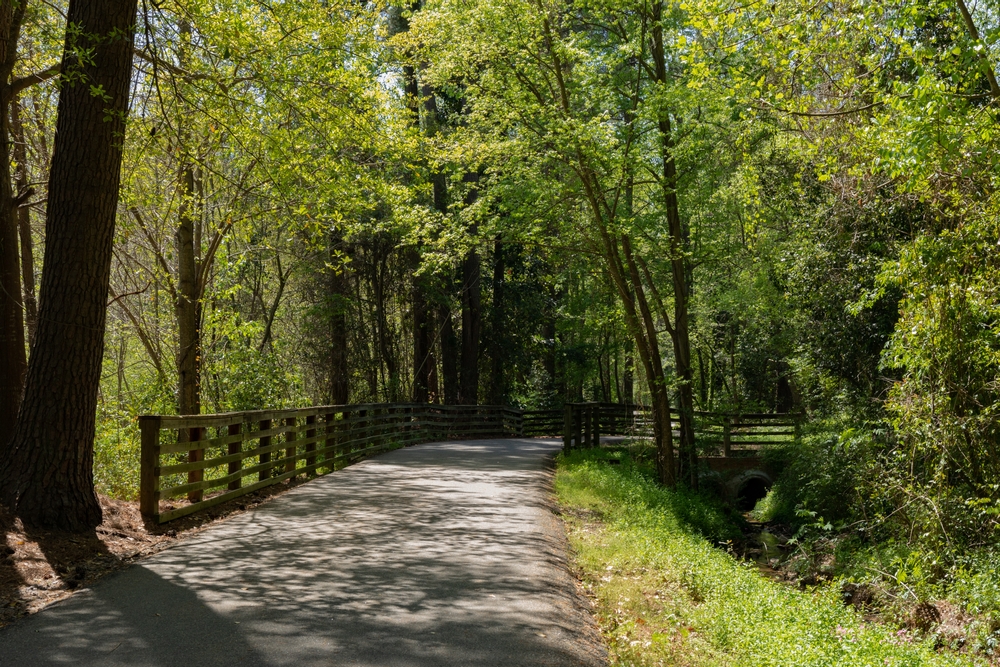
[0,438,605,667]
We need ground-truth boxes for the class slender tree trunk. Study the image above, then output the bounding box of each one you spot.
[459,174,481,405]
[328,230,350,405]
[623,345,634,405]
[175,162,201,415]
[439,303,458,404]
[412,269,431,403]
[175,20,201,417]
[651,3,697,488]
[0,0,138,530]
[0,0,27,450]
[10,99,36,342]
[543,291,557,402]
[489,236,505,405]
[459,250,481,404]
[411,79,444,404]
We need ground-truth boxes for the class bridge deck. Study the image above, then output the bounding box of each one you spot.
[0,438,604,667]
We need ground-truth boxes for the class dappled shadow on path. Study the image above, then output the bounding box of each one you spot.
[0,438,604,667]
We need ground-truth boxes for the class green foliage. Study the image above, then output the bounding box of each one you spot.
[761,422,871,527]
[557,449,975,666]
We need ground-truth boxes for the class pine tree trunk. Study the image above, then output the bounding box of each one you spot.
[0,0,138,530]
[0,0,27,452]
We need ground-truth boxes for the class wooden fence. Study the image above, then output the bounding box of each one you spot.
[139,403,523,523]
[561,402,801,454]
[524,403,655,437]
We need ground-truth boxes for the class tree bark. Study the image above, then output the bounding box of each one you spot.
[174,20,200,417]
[0,0,27,451]
[411,268,431,403]
[0,0,138,530]
[439,302,458,404]
[543,288,557,401]
[489,236,505,405]
[175,162,201,416]
[458,173,481,405]
[623,344,634,405]
[10,99,36,342]
[328,230,350,405]
[411,79,444,404]
[651,3,697,489]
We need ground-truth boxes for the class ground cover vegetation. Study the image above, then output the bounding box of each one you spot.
[0,0,998,653]
[556,447,979,666]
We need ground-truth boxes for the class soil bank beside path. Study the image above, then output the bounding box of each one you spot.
[0,438,605,667]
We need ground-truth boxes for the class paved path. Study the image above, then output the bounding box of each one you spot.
[0,438,605,666]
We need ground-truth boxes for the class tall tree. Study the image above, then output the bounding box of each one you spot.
[0,0,139,530]
[458,175,481,404]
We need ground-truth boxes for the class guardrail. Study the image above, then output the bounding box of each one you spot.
[139,403,523,523]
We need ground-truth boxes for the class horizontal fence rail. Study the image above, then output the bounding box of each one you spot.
[561,402,802,455]
[140,403,523,523]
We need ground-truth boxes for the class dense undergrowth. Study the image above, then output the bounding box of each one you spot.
[555,447,982,666]
[750,421,1000,657]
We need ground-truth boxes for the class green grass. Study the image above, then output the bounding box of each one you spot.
[555,448,983,666]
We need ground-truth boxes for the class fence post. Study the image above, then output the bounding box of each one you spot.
[583,404,592,448]
[187,426,204,503]
[228,422,243,490]
[591,403,600,447]
[259,418,272,481]
[139,416,161,522]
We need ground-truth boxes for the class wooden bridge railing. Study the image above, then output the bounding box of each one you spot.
[139,403,523,523]
[558,402,801,455]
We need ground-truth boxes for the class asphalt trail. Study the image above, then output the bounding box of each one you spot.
[0,438,605,667]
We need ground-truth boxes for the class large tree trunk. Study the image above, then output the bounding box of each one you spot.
[0,0,138,530]
[0,0,27,450]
